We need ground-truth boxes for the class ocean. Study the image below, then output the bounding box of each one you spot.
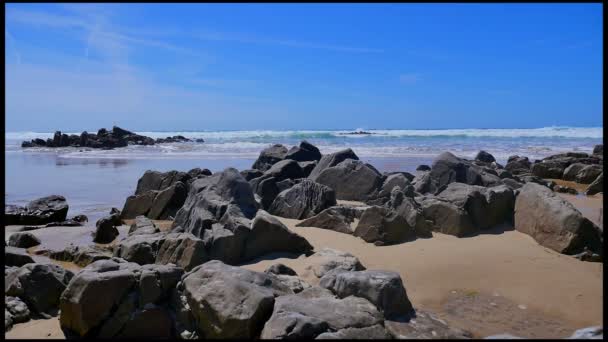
[5,127,602,222]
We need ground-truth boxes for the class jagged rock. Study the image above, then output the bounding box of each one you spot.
[308,148,359,181]
[5,247,36,267]
[515,183,603,257]
[304,248,366,279]
[180,260,292,339]
[8,232,41,248]
[531,161,566,179]
[575,165,603,184]
[429,152,502,190]
[260,286,385,339]
[241,169,264,181]
[505,155,531,174]
[285,140,322,162]
[5,296,30,325]
[254,177,280,210]
[252,144,288,171]
[113,233,166,265]
[6,263,74,315]
[378,173,411,198]
[155,233,207,271]
[320,270,413,318]
[93,214,121,244]
[5,195,69,225]
[135,170,191,195]
[354,206,415,245]
[315,159,383,201]
[298,161,318,177]
[296,205,359,234]
[269,179,336,219]
[264,263,298,276]
[412,171,438,195]
[419,197,476,237]
[128,216,160,235]
[475,150,496,163]
[585,173,603,195]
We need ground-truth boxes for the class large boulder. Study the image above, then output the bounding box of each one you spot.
[592,145,603,156]
[319,270,413,319]
[122,181,188,220]
[5,247,36,267]
[8,232,41,248]
[285,140,322,162]
[531,161,567,179]
[252,144,288,171]
[260,286,386,339]
[48,245,111,267]
[5,195,69,225]
[563,163,587,181]
[135,170,190,195]
[437,183,515,230]
[180,260,292,339]
[314,159,383,201]
[254,159,305,184]
[304,248,366,279]
[429,152,502,190]
[128,216,160,236]
[5,263,74,315]
[475,150,496,163]
[59,259,183,337]
[354,206,415,245]
[575,165,603,184]
[269,179,336,219]
[93,214,121,244]
[419,197,476,237]
[585,173,603,196]
[242,210,313,261]
[296,206,360,234]
[240,169,264,181]
[298,161,318,177]
[308,148,359,181]
[113,233,166,265]
[514,183,603,257]
[155,233,207,271]
[505,155,531,174]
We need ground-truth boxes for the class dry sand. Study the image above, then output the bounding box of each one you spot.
[5,197,603,339]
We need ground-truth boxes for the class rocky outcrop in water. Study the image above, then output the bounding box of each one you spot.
[5,195,69,226]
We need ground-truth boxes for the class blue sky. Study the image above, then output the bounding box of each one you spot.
[5,3,603,131]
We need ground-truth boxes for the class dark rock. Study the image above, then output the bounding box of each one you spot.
[5,195,69,226]
[72,214,88,223]
[354,206,415,245]
[134,170,190,195]
[8,232,41,248]
[296,206,359,234]
[120,191,157,220]
[195,138,205,143]
[269,179,336,219]
[575,165,603,184]
[505,155,531,174]
[285,140,322,162]
[128,216,160,235]
[304,248,366,279]
[255,177,281,210]
[514,183,603,257]
[5,247,36,267]
[298,160,318,177]
[320,270,413,318]
[308,148,359,181]
[585,173,603,196]
[252,144,288,171]
[315,159,383,201]
[6,263,74,315]
[264,263,298,276]
[411,171,437,195]
[113,233,166,265]
[49,245,111,267]
[531,161,566,179]
[180,260,292,339]
[416,165,431,171]
[155,233,207,271]
[259,159,305,182]
[240,169,264,181]
[430,152,502,190]
[563,163,587,181]
[475,150,496,163]
[592,145,603,156]
[93,214,121,244]
[420,197,476,237]
[384,310,473,339]
[147,181,189,219]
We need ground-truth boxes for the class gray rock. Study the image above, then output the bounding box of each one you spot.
[49,245,111,267]
[6,296,31,324]
[354,206,416,245]
[505,155,531,174]
[531,161,566,179]
[6,263,74,315]
[319,270,413,318]
[93,214,121,243]
[315,159,383,201]
[5,247,36,267]
[308,148,359,181]
[475,150,496,163]
[264,263,298,276]
[575,165,603,184]
[155,232,207,271]
[5,195,69,226]
[269,179,336,219]
[304,248,366,279]
[296,205,359,234]
[420,197,476,237]
[113,233,166,265]
[585,173,603,195]
[567,326,603,339]
[128,215,160,235]
[181,260,292,339]
[252,144,288,171]
[515,183,602,257]
[135,170,190,195]
[563,163,587,181]
[385,309,472,339]
[8,232,41,248]
[285,140,322,162]
[240,169,264,181]
[299,160,318,177]
[316,325,393,339]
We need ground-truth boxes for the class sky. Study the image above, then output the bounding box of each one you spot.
[4,3,603,132]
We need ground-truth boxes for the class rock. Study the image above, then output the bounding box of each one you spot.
[8,232,41,248]
[298,160,318,177]
[135,170,190,195]
[128,216,160,235]
[412,171,438,194]
[5,247,36,267]
[269,179,336,219]
[72,214,88,222]
[155,233,207,271]
[120,191,157,219]
[389,194,434,238]
[187,167,212,179]
[568,326,603,339]
[420,197,476,237]
[554,185,578,194]
[5,195,69,226]
[146,181,189,220]
[308,148,359,181]
[113,233,166,265]
[252,144,288,171]
[255,177,281,210]
[354,206,415,245]
[260,287,385,339]
[385,310,472,339]
[241,169,264,181]
[264,263,298,276]
[531,161,566,179]
[296,205,359,234]
[315,159,383,201]
[320,270,413,318]
[285,140,322,162]
[505,155,531,174]
[416,165,431,171]
[378,173,411,198]
[243,210,313,261]
[49,245,111,267]
[59,259,183,337]
[93,214,121,244]
[437,183,515,230]
[304,248,366,279]
[592,145,603,156]
[563,163,587,181]
[272,274,312,294]
[585,173,603,195]
[6,263,74,315]
[6,296,30,324]
[515,183,603,256]
[475,150,496,163]
[181,260,292,339]
[258,159,305,182]
[430,152,502,190]
[575,165,603,184]
[275,178,295,192]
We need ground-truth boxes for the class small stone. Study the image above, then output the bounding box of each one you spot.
[517,304,527,310]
